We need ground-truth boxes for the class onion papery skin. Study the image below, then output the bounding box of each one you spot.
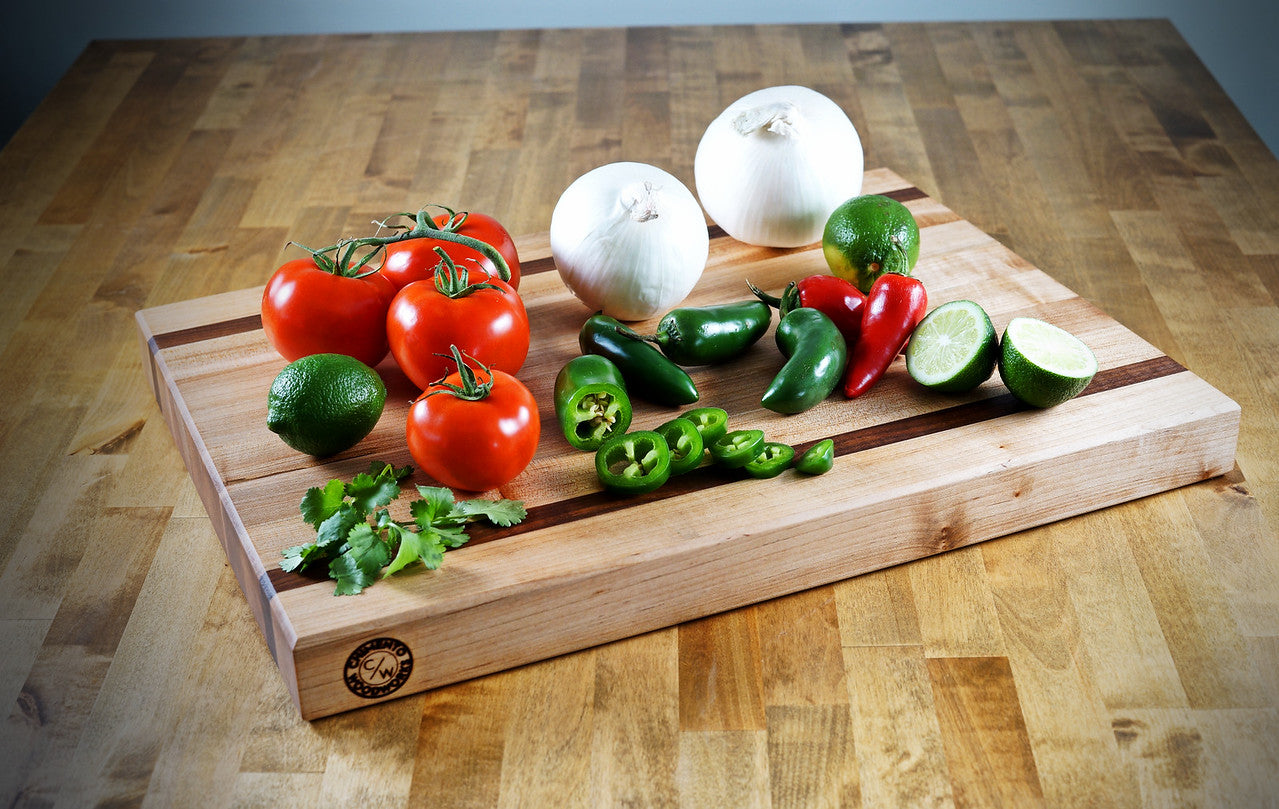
[694,85,864,248]
[550,162,709,322]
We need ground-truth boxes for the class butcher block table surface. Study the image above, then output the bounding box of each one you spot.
[2,19,1277,808]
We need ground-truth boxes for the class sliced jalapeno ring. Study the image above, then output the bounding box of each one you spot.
[554,354,633,451]
[709,428,766,469]
[744,442,796,479]
[655,417,705,475]
[594,430,671,494]
[678,406,729,447]
[794,438,835,475]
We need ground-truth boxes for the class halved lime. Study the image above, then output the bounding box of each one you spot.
[998,317,1098,408]
[905,300,998,393]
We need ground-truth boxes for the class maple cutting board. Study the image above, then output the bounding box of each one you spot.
[136,169,1240,720]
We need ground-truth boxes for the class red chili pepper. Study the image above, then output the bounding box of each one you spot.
[748,275,866,344]
[842,271,927,398]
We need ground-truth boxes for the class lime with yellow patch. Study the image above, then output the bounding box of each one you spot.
[822,194,920,293]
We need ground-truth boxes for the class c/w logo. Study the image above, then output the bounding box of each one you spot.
[343,637,413,699]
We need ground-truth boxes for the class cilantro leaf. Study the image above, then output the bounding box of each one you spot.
[315,503,364,551]
[454,498,527,527]
[434,523,470,549]
[282,502,361,574]
[345,464,405,515]
[300,479,346,529]
[281,541,325,573]
[384,525,445,577]
[329,523,391,595]
[412,486,457,526]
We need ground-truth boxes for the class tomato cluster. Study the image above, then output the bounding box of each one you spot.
[260,208,540,492]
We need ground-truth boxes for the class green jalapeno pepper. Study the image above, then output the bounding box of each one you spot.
[794,438,835,475]
[761,307,848,415]
[579,314,699,407]
[655,417,705,475]
[594,430,671,494]
[744,442,796,479]
[709,428,766,469]
[678,406,729,448]
[554,354,633,451]
[631,300,772,365]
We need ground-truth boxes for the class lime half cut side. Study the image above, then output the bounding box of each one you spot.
[998,317,1099,408]
[905,300,998,393]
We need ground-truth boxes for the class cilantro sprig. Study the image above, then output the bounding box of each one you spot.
[281,462,527,595]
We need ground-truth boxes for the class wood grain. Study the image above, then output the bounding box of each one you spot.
[2,19,1277,807]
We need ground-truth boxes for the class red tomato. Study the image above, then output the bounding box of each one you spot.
[406,363,540,492]
[261,258,397,367]
[380,212,521,291]
[386,267,529,391]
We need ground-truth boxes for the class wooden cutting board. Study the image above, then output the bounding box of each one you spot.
[135,168,1240,720]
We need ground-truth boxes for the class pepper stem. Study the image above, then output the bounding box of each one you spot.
[747,279,800,315]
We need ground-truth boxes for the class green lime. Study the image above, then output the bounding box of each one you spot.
[905,300,998,393]
[998,317,1098,408]
[822,194,921,293]
[266,353,387,456]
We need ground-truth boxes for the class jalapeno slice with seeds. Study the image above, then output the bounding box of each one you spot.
[655,417,705,475]
[594,430,671,494]
[744,442,796,479]
[678,406,729,447]
[554,354,633,450]
[794,438,835,475]
[709,428,765,469]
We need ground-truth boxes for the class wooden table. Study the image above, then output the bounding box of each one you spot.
[2,20,1276,807]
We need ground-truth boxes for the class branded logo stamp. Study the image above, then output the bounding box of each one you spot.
[344,637,413,699]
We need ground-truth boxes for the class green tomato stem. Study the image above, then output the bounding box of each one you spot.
[376,205,512,282]
[420,346,494,402]
[433,248,505,298]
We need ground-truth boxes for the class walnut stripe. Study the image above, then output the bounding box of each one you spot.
[520,255,557,276]
[149,313,263,351]
[882,185,928,203]
[266,354,1185,595]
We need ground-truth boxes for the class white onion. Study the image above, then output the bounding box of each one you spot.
[550,161,709,321]
[694,85,864,248]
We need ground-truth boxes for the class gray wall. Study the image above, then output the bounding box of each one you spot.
[2,2,1275,158]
